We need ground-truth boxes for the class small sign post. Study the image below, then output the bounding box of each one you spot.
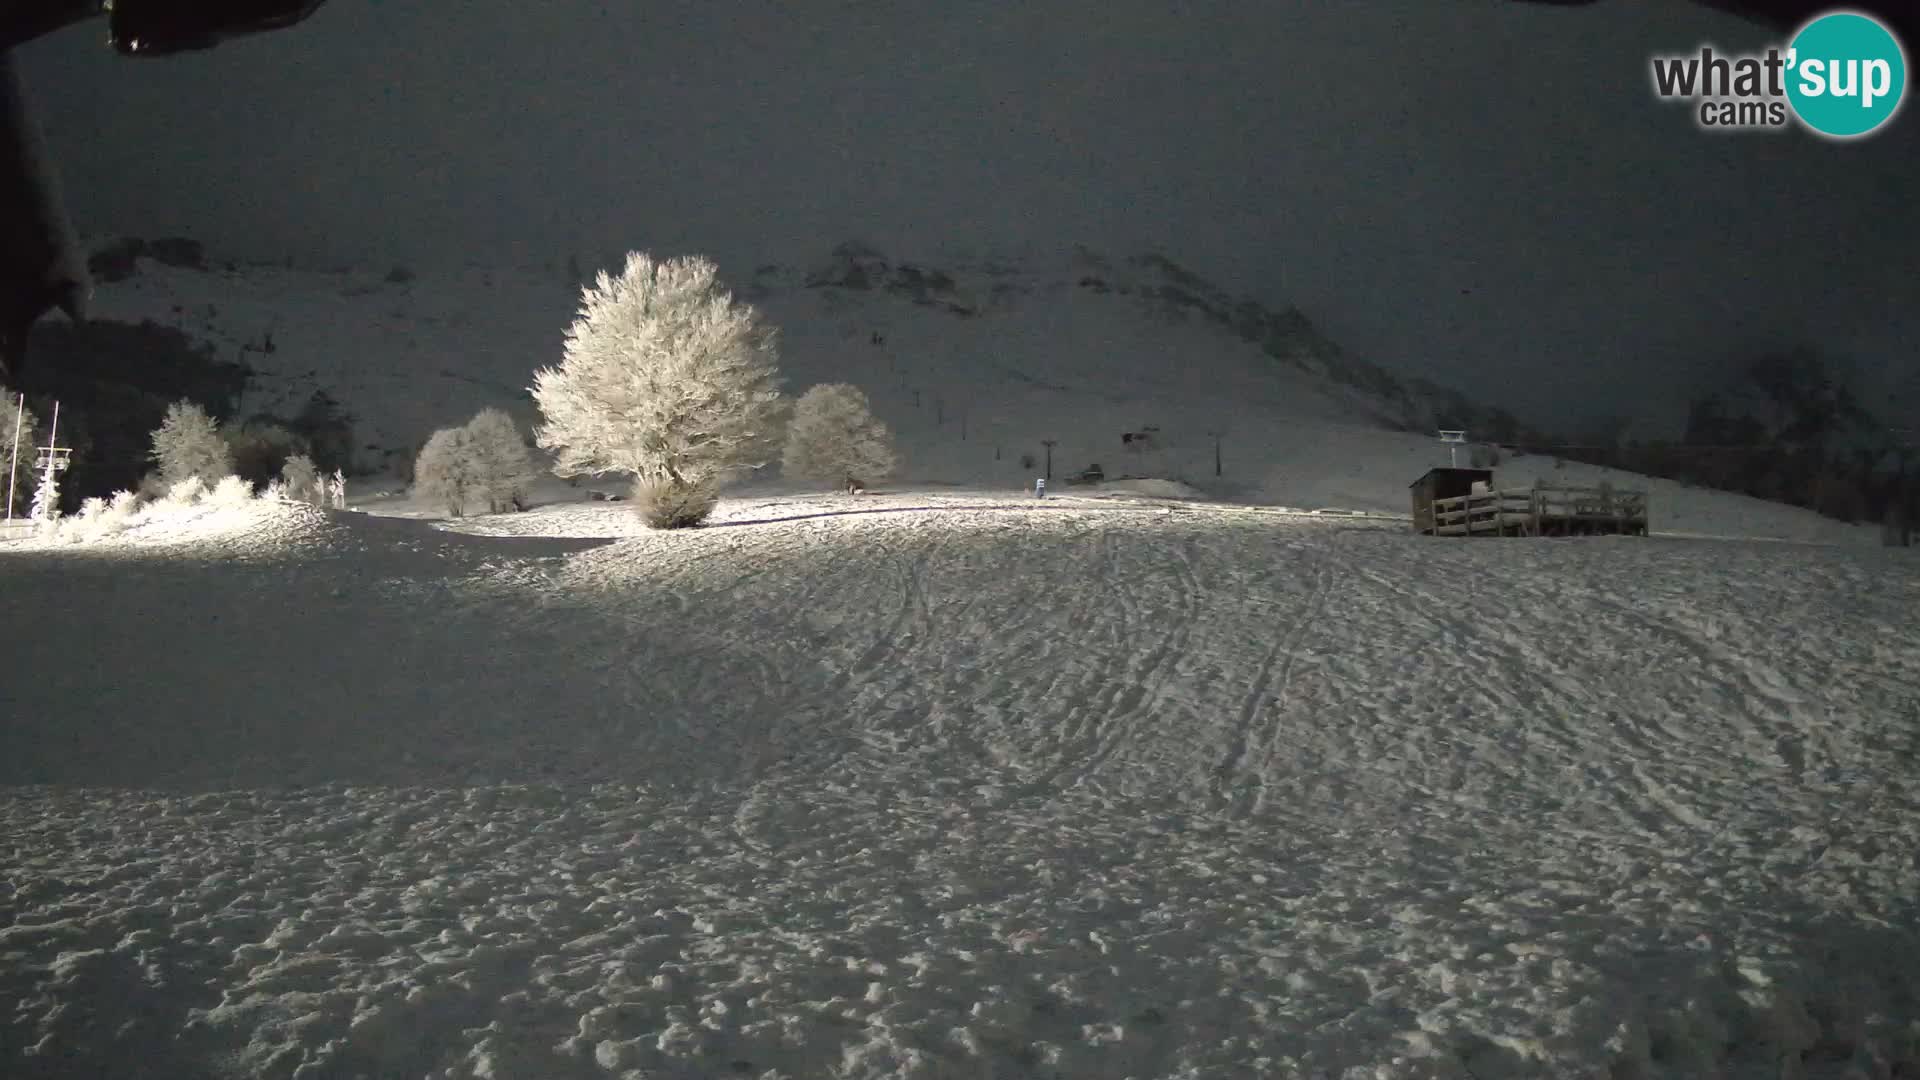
[1438,429,1468,468]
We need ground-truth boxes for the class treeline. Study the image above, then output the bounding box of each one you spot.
[1537,347,1912,537]
[1547,440,1912,532]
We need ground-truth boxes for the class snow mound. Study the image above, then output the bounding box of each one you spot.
[8,498,327,555]
[1089,477,1211,500]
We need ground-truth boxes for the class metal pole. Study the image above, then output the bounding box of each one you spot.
[6,392,21,521]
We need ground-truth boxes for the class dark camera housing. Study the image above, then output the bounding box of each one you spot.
[108,0,327,56]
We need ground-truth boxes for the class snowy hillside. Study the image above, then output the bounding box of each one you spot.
[79,242,1421,477]
[2,494,1917,1078]
[65,241,1878,546]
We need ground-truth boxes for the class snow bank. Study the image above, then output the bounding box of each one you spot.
[1088,477,1211,500]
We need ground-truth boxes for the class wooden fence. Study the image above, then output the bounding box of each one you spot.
[1423,484,1648,537]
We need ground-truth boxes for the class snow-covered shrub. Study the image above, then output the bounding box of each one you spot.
[532,251,785,529]
[782,383,897,493]
[150,400,234,487]
[279,454,321,506]
[61,496,108,541]
[462,408,534,512]
[414,426,477,517]
[137,472,171,504]
[209,475,255,508]
[262,479,287,502]
[631,476,718,529]
[167,476,208,505]
[58,492,141,544]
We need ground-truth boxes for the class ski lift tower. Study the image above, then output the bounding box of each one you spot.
[1438,429,1468,468]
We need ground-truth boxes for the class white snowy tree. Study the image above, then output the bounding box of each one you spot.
[414,426,477,517]
[279,454,321,506]
[28,451,60,524]
[462,408,535,512]
[531,251,785,528]
[150,400,234,487]
[2,390,39,515]
[782,383,897,493]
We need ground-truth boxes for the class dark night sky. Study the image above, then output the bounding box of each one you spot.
[16,0,1919,429]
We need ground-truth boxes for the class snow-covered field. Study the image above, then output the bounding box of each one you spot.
[3,492,1917,1079]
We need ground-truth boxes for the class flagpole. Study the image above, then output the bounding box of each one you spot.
[6,392,21,522]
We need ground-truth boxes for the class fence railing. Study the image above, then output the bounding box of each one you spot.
[1426,484,1648,537]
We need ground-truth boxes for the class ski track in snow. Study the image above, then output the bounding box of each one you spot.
[2,494,1919,1079]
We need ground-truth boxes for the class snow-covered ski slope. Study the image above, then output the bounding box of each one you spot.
[81,243,1877,546]
[3,493,1917,1079]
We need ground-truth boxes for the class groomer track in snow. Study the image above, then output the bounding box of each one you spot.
[3,493,1918,1078]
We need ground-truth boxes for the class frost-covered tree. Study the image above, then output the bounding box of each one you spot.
[414,426,477,517]
[28,453,60,524]
[463,407,535,513]
[531,252,785,528]
[2,389,39,515]
[150,400,234,486]
[782,383,896,493]
[279,454,321,506]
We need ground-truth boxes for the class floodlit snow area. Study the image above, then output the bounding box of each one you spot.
[3,493,1917,1078]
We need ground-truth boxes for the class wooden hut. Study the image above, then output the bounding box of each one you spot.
[1409,467,1492,535]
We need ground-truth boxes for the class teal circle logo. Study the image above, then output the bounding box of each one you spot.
[1786,11,1907,138]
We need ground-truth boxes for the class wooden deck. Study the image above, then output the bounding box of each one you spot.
[1421,484,1648,537]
